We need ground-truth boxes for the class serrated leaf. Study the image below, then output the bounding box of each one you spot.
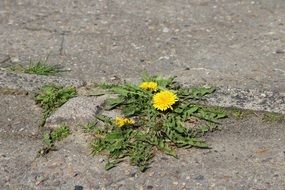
[216,112,227,119]
[96,114,113,125]
[88,92,105,97]
[105,131,123,141]
[158,140,177,157]
[105,97,124,110]
[182,106,199,120]
[43,132,53,148]
[93,74,225,172]
[105,160,122,170]
[191,87,215,97]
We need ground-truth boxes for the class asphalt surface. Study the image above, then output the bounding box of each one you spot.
[0,0,284,91]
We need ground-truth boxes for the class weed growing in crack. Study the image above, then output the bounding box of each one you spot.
[35,84,77,125]
[83,120,98,133]
[24,60,63,76]
[262,112,284,123]
[38,124,71,156]
[230,109,245,119]
[9,58,64,76]
[225,107,249,119]
[89,74,227,172]
[50,124,71,141]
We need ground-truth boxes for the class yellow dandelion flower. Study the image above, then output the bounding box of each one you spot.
[115,116,135,127]
[153,90,178,111]
[115,117,125,127]
[123,118,135,126]
[139,81,158,91]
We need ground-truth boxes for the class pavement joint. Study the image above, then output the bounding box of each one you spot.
[0,70,283,114]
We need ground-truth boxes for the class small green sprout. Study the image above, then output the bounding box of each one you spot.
[35,84,77,125]
[38,124,71,156]
[262,112,284,123]
[24,61,63,76]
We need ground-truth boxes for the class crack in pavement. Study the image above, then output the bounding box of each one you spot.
[59,31,69,56]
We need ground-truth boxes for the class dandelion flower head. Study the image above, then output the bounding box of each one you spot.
[153,90,178,111]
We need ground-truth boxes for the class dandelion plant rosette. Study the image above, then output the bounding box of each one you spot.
[90,74,226,171]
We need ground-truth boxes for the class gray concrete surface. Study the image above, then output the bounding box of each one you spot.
[0,0,284,91]
[204,87,285,114]
[0,94,42,136]
[1,92,284,189]
[45,96,106,130]
[0,70,85,92]
[0,94,43,188]
[1,0,285,189]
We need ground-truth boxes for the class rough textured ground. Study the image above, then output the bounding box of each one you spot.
[0,94,43,188]
[0,70,85,92]
[1,0,285,189]
[0,93,284,189]
[0,0,285,91]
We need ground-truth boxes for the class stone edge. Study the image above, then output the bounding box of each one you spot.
[205,86,284,114]
[0,70,85,92]
[0,70,284,114]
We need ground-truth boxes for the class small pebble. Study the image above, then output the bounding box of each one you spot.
[99,158,104,163]
[195,175,205,180]
[148,171,155,177]
[10,57,19,63]
[163,27,169,33]
[74,185,83,190]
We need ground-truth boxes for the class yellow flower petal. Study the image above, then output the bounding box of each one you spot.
[124,118,135,125]
[153,90,178,111]
[115,116,135,127]
[139,82,158,91]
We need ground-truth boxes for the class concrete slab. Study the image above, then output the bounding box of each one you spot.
[0,0,284,91]
[45,96,106,130]
[1,113,284,189]
[0,94,43,188]
[0,70,85,92]
[0,94,42,136]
